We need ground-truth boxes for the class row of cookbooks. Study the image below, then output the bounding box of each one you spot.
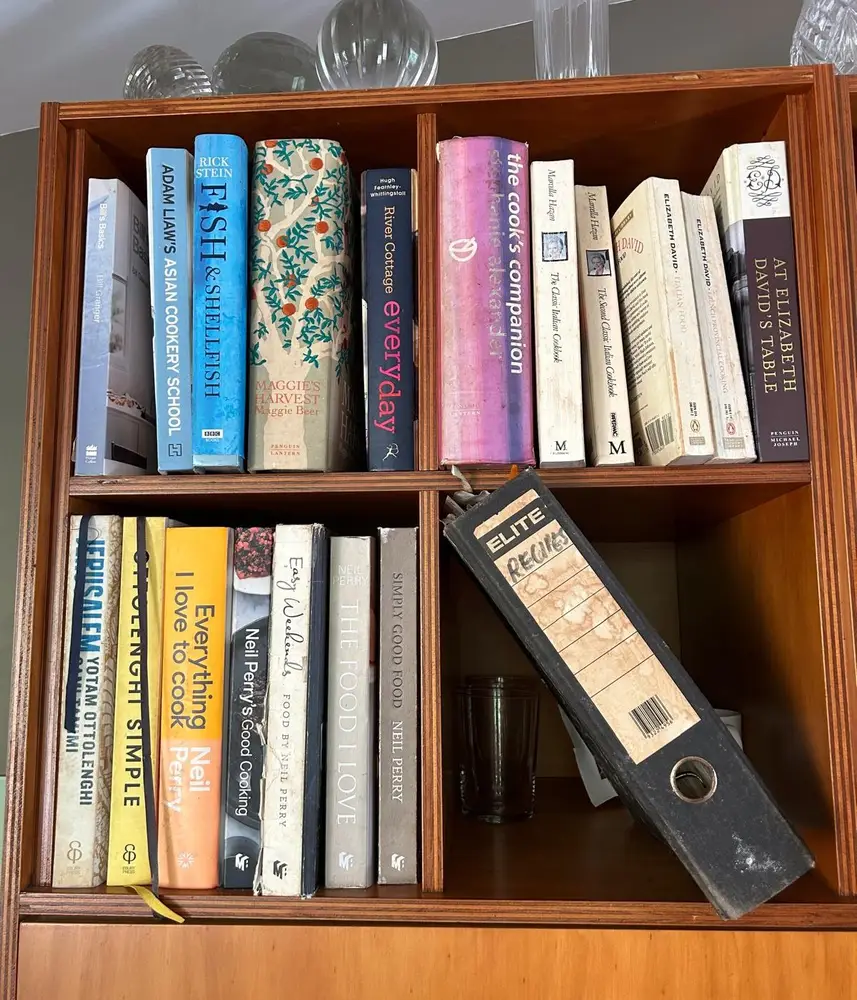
[51,517,418,894]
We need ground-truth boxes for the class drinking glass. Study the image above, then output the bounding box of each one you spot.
[533,0,610,79]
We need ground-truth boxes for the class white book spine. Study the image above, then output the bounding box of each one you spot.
[52,514,122,887]
[682,193,756,463]
[258,525,313,896]
[575,185,634,466]
[530,160,584,467]
[325,536,376,889]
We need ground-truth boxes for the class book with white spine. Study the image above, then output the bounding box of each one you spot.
[257,524,329,897]
[612,178,715,466]
[530,160,584,467]
[682,193,756,464]
[575,185,634,466]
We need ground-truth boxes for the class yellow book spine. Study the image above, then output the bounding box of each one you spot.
[107,518,168,886]
[157,526,232,889]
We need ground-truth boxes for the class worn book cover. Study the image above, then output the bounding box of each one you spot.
[257,524,329,896]
[702,141,809,461]
[158,526,232,889]
[437,136,534,466]
[575,185,634,467]
[325,536,376,889]
[192,134,248,472]
[53,514,122,887]
[362,169,417,471]
[530,160,584,468]
[682,193,756,464]
[75,179,156,476]
[147,149,194,473]
[221,527,273,889]
[377,528,418,884]
[248,139,360,471]
[107,517,168,886]
[443,470,813,919]
[612,178,714,466]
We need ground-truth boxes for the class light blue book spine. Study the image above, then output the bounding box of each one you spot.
[147,149,194,473]
[75,179,118,475]
[192,134,249,471]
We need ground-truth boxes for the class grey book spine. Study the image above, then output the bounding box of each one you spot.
[325,536,376,888]
[377,528,418,884]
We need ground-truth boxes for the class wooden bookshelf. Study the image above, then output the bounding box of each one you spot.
[5,64,857,998]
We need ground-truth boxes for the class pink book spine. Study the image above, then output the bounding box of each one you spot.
[437,136,535,466]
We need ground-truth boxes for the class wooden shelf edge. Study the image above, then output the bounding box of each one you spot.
[17,891,857,928]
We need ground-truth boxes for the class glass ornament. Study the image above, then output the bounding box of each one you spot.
[123,45,213,100]
[791,0,857,73]
[212,31,319,94]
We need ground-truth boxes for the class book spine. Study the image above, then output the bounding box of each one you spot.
[574,186,634,466]
[703,142,809,462]
[437,137,534,466]
[682,193,756,463]
[651,180,714,465]
[221,527,273,889]
[377,528,418,885]
[192,134,248,471]
[52,514,122,887]
[325,536,376,888]
[75,179,117,475]
[257,525,328,896]
[158,526,232,889]
[248,139,358,472]
[107,517,167,886]
[362,169,416,471]
[530,160,584,467]
[148,149,194,473]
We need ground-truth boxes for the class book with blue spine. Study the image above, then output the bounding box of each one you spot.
[361,169,416,471]
[75,178,156,476]
[192,134,248,472]
[147,149,193,473]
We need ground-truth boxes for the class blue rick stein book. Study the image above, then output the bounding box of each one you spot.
[192,134,249,471]
[147,148,193,472]
[75,178,156,476]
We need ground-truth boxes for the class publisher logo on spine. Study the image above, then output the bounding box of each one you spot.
[448,237,477,263]
[338,851,355,871]
[202,428,224,440]
[744,154,783,210]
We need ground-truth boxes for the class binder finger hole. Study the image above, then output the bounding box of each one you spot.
[670,756,717,803]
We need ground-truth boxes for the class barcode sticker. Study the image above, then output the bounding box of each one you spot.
[630,694,674,739]
[644,413,674,454]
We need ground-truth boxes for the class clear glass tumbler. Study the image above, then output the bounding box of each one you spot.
[457,676,540,823]
[533,0,610,79]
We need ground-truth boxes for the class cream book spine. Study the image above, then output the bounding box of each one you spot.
[52,514,122,887]
[682,193,756,464]
[575,185,634,466]
[530,160,584,467]
[612,178,714,466]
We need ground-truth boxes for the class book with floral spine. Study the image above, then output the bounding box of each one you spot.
[248,139,360,471]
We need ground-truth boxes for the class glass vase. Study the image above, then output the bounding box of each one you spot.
[534,0,610,79]
[212,32,319,94]
[790,0,857,73]
[123,45,213,100]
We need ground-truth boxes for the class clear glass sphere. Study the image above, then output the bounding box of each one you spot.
[317,0,438,90]
[212,32,319,94]
[124,45,213,100]
[791,0,857,73]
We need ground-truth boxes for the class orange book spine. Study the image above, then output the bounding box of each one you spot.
[157,526,233,888]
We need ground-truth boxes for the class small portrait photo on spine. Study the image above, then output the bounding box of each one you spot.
[541,231,568,262]
[586,249,611,277]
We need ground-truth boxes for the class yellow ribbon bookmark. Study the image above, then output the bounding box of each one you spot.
[131,885,185,923]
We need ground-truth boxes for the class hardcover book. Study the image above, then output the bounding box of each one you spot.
[443,470,814,919]
[107,517,168,887]
[52,514,122,887]
[702,141,809,461]
[74,179,156,477]
[377,527,419,885]
[362,168,417,471]
[192,134,248,472]
[682,193,756,464]
[575,185,634,466]
[248,139,360,472]
[158,526,233,889]
[612,178,715,466]
[221,528,273,889]
[147,149,194,473]
[257,524,329,897]
[530,160,584,468]
[325,536,376,889]
[437,136,535,466]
